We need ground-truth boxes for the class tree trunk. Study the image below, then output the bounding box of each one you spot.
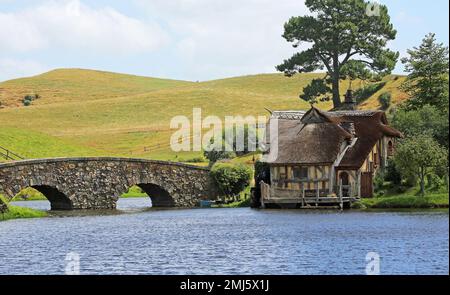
[420,167,425,197]
[331,58,341,109]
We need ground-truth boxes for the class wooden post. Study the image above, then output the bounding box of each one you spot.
[339,179,343,210]
[315,181,319,207]
[301,183,305,208]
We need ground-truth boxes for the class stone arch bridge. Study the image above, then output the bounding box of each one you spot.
[0,158,217,210]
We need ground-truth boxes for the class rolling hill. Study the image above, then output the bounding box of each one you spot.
[0,68,408,162]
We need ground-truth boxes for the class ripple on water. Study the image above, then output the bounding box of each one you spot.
[1,199,448,274]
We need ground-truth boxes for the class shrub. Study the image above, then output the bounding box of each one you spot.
[23,99,32,106]
[210,163,252,200]
[378,92,392,110]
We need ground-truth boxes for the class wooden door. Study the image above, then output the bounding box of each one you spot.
[361,172,373,198]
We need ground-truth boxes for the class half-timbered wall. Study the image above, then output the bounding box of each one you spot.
[270,165,331,191]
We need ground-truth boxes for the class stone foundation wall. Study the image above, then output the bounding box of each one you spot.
[0,157,216,210]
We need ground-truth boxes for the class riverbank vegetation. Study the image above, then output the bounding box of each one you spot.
[355,33,449,209]
[358,193,448,209]
[0,194,47,221]
[210,163,253,203]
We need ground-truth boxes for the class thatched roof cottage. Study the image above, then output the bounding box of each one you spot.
[259,106,403,209]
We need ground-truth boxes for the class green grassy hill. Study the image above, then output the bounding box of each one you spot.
[0,69,408,162]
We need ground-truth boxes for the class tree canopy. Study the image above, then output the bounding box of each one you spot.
[277,0,398,108]
[401,33,449,110]
[394,134,448,196]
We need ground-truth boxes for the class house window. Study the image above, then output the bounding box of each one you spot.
[293,167,308,180]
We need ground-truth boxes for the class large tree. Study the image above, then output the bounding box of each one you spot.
[277,0,398,108]
[401,33,449,110]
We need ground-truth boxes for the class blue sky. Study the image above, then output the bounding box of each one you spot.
[0,0,448,82]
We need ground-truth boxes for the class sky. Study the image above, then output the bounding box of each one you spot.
[0,0,449,82]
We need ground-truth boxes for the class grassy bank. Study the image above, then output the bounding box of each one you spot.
[0,195,48,221]
[356,193,449,209]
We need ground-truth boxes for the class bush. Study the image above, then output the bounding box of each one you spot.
[22,94,40,106]
[378,92,392,110]
[210,163,252,201]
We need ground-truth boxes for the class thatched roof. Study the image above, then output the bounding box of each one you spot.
[265,107,403,167]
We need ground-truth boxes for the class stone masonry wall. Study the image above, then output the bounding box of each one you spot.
[0,158,216,210]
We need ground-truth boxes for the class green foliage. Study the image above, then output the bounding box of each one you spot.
[378,92,392,110]
[121,186,148,198]
[0,205,47,221]
[373,171,385,194]
[340,60,374,83]
[210,163,252,199]
[391,104,449,148]
[360,193,448,209]
[394,134,448,196]
[22,94,40,106]
[353,82,386,103]
[277,0,398,108]
[300,78,332,104]
[384,159,402,185]
[401,33,449,110]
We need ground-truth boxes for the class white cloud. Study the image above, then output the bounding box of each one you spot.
[0,0,169,54]
[135,0,308,80]
[0,58,49,81]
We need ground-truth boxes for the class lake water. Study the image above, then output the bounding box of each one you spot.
[0,198,448,275]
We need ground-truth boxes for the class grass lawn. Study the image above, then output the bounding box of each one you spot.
[358,193,449,209]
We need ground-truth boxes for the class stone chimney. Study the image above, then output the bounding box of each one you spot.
[339,121,356,137]
[342,89,356,110]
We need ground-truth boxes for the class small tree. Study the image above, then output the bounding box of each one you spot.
[394,134,448,196]
[210,163,252,202]
[401,33,449,110]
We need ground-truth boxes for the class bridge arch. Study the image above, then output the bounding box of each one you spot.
[0,157,217,210]
[137,183,174,207]
[15,185,73,210]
